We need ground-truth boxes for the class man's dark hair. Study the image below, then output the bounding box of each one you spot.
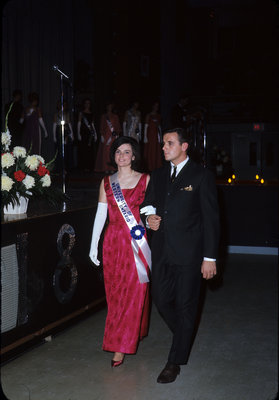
[110,136,141,170]
[163,127,192,147]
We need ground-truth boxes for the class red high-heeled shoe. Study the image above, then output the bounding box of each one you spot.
[111,358,124,368]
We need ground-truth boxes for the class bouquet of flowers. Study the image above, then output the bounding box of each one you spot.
[1,106,64,210]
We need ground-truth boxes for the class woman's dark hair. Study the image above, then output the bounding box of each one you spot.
[110,136,141,170]
[28,92,39,104]
[12,89,22,98]
[82,98,92,109]
[163,127,192,148]
[103,99,115,112]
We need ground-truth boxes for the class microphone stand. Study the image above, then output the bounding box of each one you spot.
[53,66,69,194]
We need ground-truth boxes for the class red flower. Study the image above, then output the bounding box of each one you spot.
[14,170,26,182]
[37,163,49,176]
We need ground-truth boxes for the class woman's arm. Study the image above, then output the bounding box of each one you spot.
[89,179,108,265]
[98,179,107,203]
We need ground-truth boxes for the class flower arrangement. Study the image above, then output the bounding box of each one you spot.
[1,104,64,210]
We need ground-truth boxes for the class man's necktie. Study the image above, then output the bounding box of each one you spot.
[171,166,177,183]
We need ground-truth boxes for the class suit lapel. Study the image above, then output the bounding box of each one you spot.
[169,159,192,192]
[166,163,172,189]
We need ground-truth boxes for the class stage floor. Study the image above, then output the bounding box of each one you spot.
[1,254,277,400]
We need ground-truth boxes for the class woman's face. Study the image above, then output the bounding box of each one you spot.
[153,102,159,112]
[133,102,139,110]
[115,143,134,168]
[106,104,113,112]
[31,99,38,107]
[84,100,91,109]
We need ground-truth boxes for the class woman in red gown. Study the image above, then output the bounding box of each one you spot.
[94,102,121,173]
[143,101,163,172]
[89,136,151,366]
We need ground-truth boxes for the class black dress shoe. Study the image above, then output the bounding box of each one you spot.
[157,362,180,384]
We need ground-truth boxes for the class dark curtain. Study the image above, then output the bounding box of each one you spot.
[2,0,75,160]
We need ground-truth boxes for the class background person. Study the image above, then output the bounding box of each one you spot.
[123,100,142,142]
[4,89,24,147]
[22,92,48,155]
[143,100,163,172]
[77,98,97,173]
[94,101,121,173]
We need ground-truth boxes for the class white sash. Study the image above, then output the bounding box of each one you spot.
[109,173,151,283]
[106,117,114,133]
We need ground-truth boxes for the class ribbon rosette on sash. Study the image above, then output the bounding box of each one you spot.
[110,173,151,283]
[130,225,145,240]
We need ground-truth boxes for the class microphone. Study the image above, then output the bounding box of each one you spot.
[52,65,69,79]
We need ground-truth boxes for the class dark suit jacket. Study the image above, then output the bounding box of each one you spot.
[141,159,220,266]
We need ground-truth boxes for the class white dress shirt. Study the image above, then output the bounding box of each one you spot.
[170,156,189,178]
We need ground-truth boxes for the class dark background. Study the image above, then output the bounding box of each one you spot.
[2,0,279,141]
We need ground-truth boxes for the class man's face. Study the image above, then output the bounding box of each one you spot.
[162,132,188,165]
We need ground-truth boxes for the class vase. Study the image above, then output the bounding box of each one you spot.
[3,196,29,215]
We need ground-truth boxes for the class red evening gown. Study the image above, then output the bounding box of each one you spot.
[102,174,150,354]
[144,113,163,172]
[95,113,121,172]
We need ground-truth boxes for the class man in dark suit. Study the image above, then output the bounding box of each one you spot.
[140,127,219,384]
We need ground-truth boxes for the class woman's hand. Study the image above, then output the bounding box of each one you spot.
[89,246,100,266]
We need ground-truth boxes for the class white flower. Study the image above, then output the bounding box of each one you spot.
[22,175,35,189]
[25,155,40,171]
[41,174,51,187]
[1,152,15,168]
[1,175,14,191]
[1,130,11,151]
[13,146,27,158]
[36,155,45,164]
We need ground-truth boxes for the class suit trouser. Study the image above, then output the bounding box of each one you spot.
[152,256,201,365]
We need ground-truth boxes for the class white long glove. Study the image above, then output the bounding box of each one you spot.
[123,121,127,136]
[89,202,108,266]
[92,123,97,141]
[144,124,148,143]
[39,117,48,138]
[68,122,74,141]
[140,205,157,229]
[53,123,57,143]
[77,121,82,141]
[138,122,142,140]
[140,205,157,215]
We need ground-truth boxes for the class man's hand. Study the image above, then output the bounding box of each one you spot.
[201,260,217,280]
[147,214,161,231]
